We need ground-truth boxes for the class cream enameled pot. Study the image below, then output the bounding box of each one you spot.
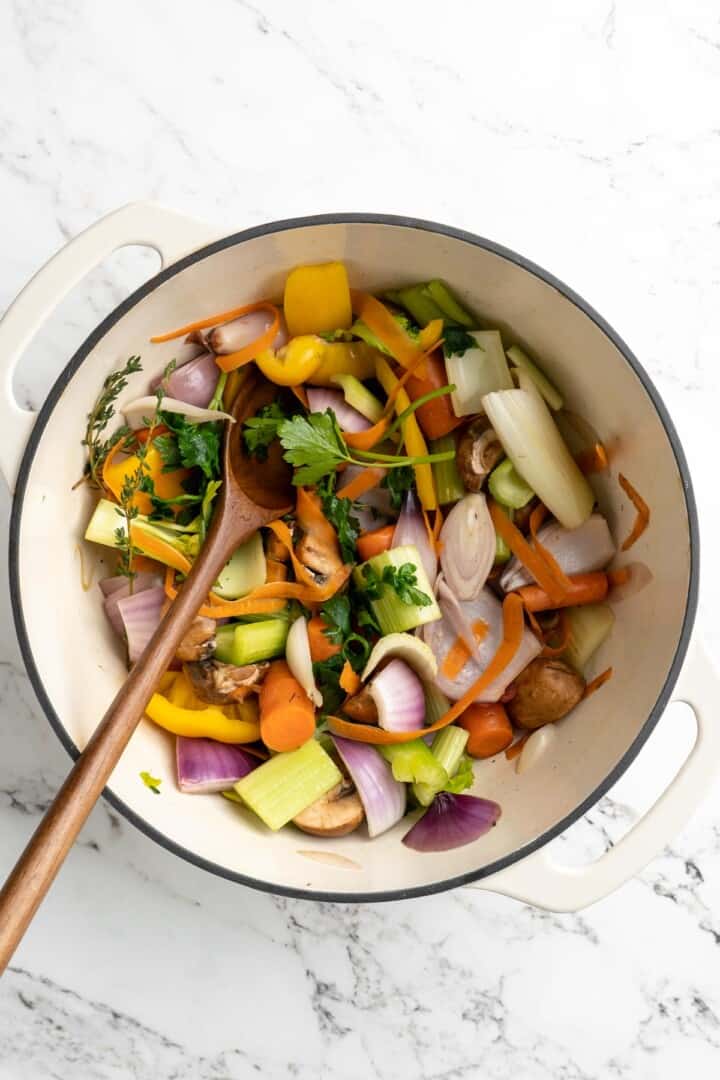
[2,203,717,910]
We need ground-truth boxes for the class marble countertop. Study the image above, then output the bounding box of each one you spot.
[2,1,720,1076]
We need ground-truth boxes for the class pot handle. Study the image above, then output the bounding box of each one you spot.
[469,639,720,912]
[0,201,219,492]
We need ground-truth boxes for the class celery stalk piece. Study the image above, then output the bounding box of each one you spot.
[213,532,266,600]
[506,345,563,411]
[424,683,450,726]
[425,280,476,328]
[84,498,200,564]
[396,286,445,328]
[330,373,384,423]
[430,434,466,505]
[413,726,470,806]
[494,532,512,564]
[234,739,341,831]
[445,331,514,416]
[563,603,615,672]
[379,740,448,788]
[487,458,535,510]
[353,544,442,634]
[215,619,288,666]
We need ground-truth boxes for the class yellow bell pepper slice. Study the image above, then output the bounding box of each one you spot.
[146,673,260,743]
[376,357,437,512]
[308,342,379,386]
[283,261,352,337]
[255,335,324,386]
[104,445,189,515]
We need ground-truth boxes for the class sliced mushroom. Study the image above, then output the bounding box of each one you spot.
[506,657,585,730]
[184,659,269,704]
[293,778,364,837]
[175,616,217,663]
[456,419,504,492]
[343,687,379,724]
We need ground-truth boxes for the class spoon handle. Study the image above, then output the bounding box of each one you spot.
[0,521,238,975]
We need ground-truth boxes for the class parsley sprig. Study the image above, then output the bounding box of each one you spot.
[360,561,432,608]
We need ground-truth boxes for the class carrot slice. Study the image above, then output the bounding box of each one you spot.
[457,703,513,759]
[529,503,574,594]
[618,473,650,551]
[505,733,530,761]
[576,442,609,475]
[307,615,341,662]
[343,416,391,451]
[350,290,428,372]
[490,500,570,606]
[336,466,386,502]
[131,526,192,575]
[259,660,316,752]
[517,572,609,612]
[327,593,526,744]
[356,524,396,562]
[584,667,613,699]
[339,660,361,695]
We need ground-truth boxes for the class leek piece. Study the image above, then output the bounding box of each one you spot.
[425,280,476,328]
[213,532,266,600]
[85,498,200,563]
[330,373,384,423]
[507,345,563,411]
[482,371,594,529]
[495,532,512,564]
[379,740,448,788]
[564,603,615,672]
[424,683,450,725]
[445,331,514,416]
[215,619,288,666]
[413,726,469,806]
[487,458,535,510]
[234,739,341,831]
[430,434,466,505]
[353,544,442,634]
[396,286,445,328]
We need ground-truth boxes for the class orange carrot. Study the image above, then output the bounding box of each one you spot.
[339,660,361,695]
[130,553,164,574]
[505,733,530,761]
[607,566,631,587]
[132,526,192,575]
[458,703,514,759]
[575,442,609,475]
[490,500,571,606]
[265,557,288,583]
[441,637,472,679]
[327,593,526,744]
[343,416,391,451]
[307,615,341,662]
[618,473,650,551]
[336,466,386,502]
[350,289,427,372]
[404,351,462,441]
[584,667,613,699]
[290,384,310,410]
[517,572,609,612]
[356,524,396,562]
[259,660,316,752]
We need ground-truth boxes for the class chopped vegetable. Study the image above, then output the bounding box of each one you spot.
[307,615,342,663]
[424,280,475,327]
[330,373,384,423]
[506,657,585,729]
[506,345,563,410]
[430,434,466,505]
[379,739,447,787]
[392,489,437,585]
[285,616,323,708]
[517,572,609,612]
[255,334,325,386]
[404,352,462,440]
[306,387,370,434]
[215,619,289,666]
[234,738,341,831]
[284,261,352,337]
[563,603,615,671]
[357,524,396,562]
[487,458,535,510]
[176,737,257,793]
[375,357,438,511]
[618,473,650,551]
[500,512,615,592]
[354,545,441,634]
[332,736,407,837]
[457,703,513,758]
[439,494,495,600]
[445,330,514,416]
[402,793,501,853]
[140,770,162,794]
[259,659,316,752]
[146,677,260,743]
[584,667,613,698]
[413,725,470,806]
[368,658,426,733]
[213,533,266,600]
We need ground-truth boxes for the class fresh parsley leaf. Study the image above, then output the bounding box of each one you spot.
[382,465,414,511]
[312,654,346,715]
[277,410,349,486]
[444,755,474,794]
[443,326,476,357]
[361,562,432,608]
[320,595,352,645]
[154,432,183,471]
[319,488,360,563]
[140,770,162,794]
[159,412,221,480]
[242,401,290,462]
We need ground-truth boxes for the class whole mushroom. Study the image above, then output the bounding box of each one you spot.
[506,657,585,730]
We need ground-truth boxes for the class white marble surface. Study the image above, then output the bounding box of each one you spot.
[1,1,720,1076]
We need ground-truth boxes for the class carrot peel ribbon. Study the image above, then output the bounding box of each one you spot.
[618,473,650,552]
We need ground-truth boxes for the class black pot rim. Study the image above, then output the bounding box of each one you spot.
[9,212,699,904]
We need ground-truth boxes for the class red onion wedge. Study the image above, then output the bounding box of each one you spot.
[102,573,162,637]
[150,351,220,408]
[332,736,406,837]
[306,388,371,433]
[176,737,258,793]
[500,512,615,592]
[368,658,426,732]
[207,311,287,355]
[116,585,166,662]
[392,490,437,585]
[402,793,501,852]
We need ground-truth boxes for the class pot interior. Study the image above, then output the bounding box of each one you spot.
[14,220,694,898]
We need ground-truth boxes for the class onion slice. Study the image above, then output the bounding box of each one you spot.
[439,494,495,600]
[123,395,234,429]
[306,388,371,433]
[500,513,615,592]
[362,632,437,684]
[116,586,166,662]
[332,735,406,837]
[102,573,162,638]
[150,351,220,408]
[176,737,258,793]
[435,576,483,661]
[285,616,322,708]
[392,490,437,585]
[367,658,426,732]
[402,793,501,852]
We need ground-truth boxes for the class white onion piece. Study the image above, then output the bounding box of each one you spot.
[435,576,483,660]
[285,616,322,708]
[423,588,541,703]
[362,632,437,684]
[332,736,406,837]
[368,659,426,732]
[500,512,615,592]
[516,725,557,774]
[392,490,437,585]
[123,396,234,430]
[150,351,219,407]
[207,311,288,355]
[440,494,495,600]
[306,388,371,433]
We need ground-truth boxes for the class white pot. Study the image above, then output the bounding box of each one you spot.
[2,202,717,911]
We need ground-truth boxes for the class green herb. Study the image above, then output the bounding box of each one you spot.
[80,355,143,487]
[312,654,346,715]
[207,370,228,413]
[443,754,474,794]
[140,770,162,794]
[243,401,291,461]
[443,326,476,357]
[315,472,360,563]
[158,411,221,479]
[320,595,352,645]
[361,561,432,608]
[382,465,414,511]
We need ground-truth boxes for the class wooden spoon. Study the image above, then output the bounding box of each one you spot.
[0,368,293,972]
